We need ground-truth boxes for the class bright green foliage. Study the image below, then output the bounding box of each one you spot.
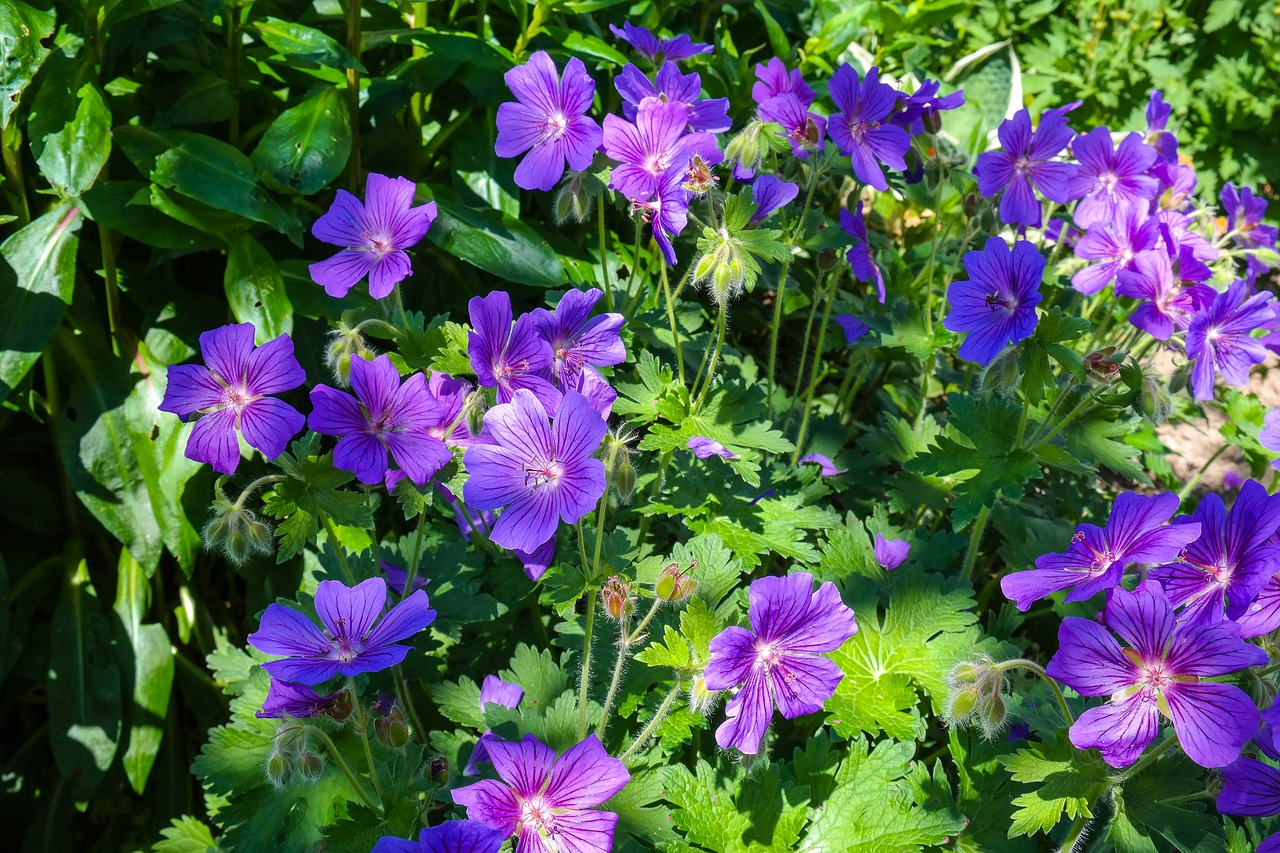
[1108,754,1229,853]
[263,434,374,561]
[999,737,1110,838]
[1018,307,1089,404]
[662,757,810,853]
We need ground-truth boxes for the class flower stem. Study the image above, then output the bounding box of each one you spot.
[598,201,613,312]
[321,514,357,584]
[1177,444,1227,503]
[620,679,682,761]
[305,725,384,817]
[399,513,428,602]
[963,505,991,586]
[344,0,363,192]
[577,592,597,739]
[626,598,664,645]
[996,658,1075,726]
[765,258,792,418]
[692,306,727,413]
[596,626,630,740]
[792,276,836,463]
[233,475,286,512]
[660,263,685,386]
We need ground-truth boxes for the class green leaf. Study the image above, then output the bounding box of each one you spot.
[255,17,366,71]
[906,392,1043,528]
[224,233,294,342]
[614,350,677,425]
[153,816,218,853]
[0,203,81,400]
[1063,409,1149,484]
[1109,754,1228,853]
[999,737,1109,838]
[0,0,56,127]
[426,185,567,288]
[948,729,1036,853]
[498,643,569,713]
[262,434,373,561]
[78,180,221,252]
[542,26,629,65]
[662,757,810,853]
[635,624,690,669]
[1018,307,1089,404]
[48,558,122,801]
[252,86,351,195]
[32,79,112,196]
[432,676,486,729]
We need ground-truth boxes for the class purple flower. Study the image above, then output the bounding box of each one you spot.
[603,99,716,201]
[839,202,885,303]
[530,288,625,393]
[874,534,910,570]
[464,674,524,776]
[1156,209,1218,263]
[1144,90,1178,163]
[704,572,857,754]
[837,314,869,343]
[758,93,826,159]
[468,291,560,411]
[1046,581,1265,768]
[943,237,1044,365]
[380,560,429,597]
[609,22,710,64]
[309,354,452,486]
[752,58,815,107]
[1263,410,1280,470]
[615,63,729,133]
[495,51,602,192]
[1219,757,1280,818]
[452,733,629,853]
[462,389,606,553]
[372,821,507,853]
[1115,250,1215,341]
[1186,281,1275,401]
[826,64,910,192]
[1149,480,1280,626]
[891,79,965,136]
[798,453,845,477]
[747,175,799,226]
[1070,203,1159,295]
[1001,492,1201,611]
[687,435,737,459]
[424,372,481,447]
[257,680,348,719]
[630,165,691,265]
[1067,129,1160,229]
[309,173,437,299]
[247,577,435,684]
[1222,183,1278,251]
[1153,161,1197,211]
[159,323,306,475]
[974,109,1080,227]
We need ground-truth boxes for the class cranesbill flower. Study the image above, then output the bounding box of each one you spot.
[827,64,910,192]
[495,51,602,192]
[257,680,349,719]
[309,354,452,486]
[453,733,629,853]
[309,173,437,299]
[943,237,1044,365]
[1153,161,1197,211]
[380,560,429,597]
[1046,581,1265,768]
[1144,90,1178,163]
[372,821,507,853]
[837,314,869,343]
[530,288,626,392]
[1222,182,1279,281]
[1186,281,1275,401]
[704,572,857,754]
[747,175,798,226]
[610,23,711,64]
[604,99,718,200]
[687,436,737,459]
[424,372,480,447]
[974,109,1079,227]
[247,577,435,684]
[1149,480,1280,626]
[615,63,730,133]
[1071,203,1159,295]
[752,57,814,107]
[758,93,826,159]
[1001,491,1202,611]
[468,291,560,411]
[1219,757,1280,820]
[874,534,910,570]
[839,202,886,303]
[891,79,965,136]
[1263,410,1280,469]
[462,390,606,553]
[630,165,691,265]
[160,323,306,475]
[1115,250,1215,341]
[798,453,845,476]
[464,674,524,776]
[1067,129,1160,229]
[1156,209,1218,263]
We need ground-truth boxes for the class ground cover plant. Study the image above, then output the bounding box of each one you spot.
[3,0,1280,852]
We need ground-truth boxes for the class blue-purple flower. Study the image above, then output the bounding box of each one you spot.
[891,79,964,136]
[687,435,737,460]
[372,821,507,853]
[943,237,1044,365]
[974,109,1079,227]
[468,291,560,411]
[453,733,629,853]
[837,315,869,344]
[1186,281,1274,401]
[839,201,885,303]
[309,354,452,486]
[159,323,306,475]
[530,288,625,393]
[495,51,602,192]
[1046,581,1265,768]
[309,173,437,299]
[1222,182,1279,281]
[615,62,729,133]
[462,389,606,553]
[609,23,711,64]
[1067,129,1159,229]
[826,64,910,192]
[874,534,910,570]
[603,99,716,201]
[257,680,350,719]
[747,175,799,226]
[630,164,691,265]
[758,93,826,159]
[798,453,845,477]
[1143,90,1178,163]
[464,674,524,776]
[752,58,814,107]
[704,572,857,754]
[247,577,435,684]
[1115,250,1215,341]
[1071,203,1159,295]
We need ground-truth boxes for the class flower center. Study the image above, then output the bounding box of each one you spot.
[496,358,531,384]
[985,290,1014,311]
[1098,172,1119,191]
[327,616,362,663]
[518,795,555,835]
[1013,156,1032,176]
[523,458,563,488]
[222,383,255,411]
[543,113,569,141]
[1072,531,1117,574]
[1179,550,1233,587]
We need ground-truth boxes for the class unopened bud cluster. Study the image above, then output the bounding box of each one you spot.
[265,723,324,789]
[205,494,274,566]
[693,230,746,308]
[655,560,698,603]
[325,321,377,386]
[944,656,1009,738]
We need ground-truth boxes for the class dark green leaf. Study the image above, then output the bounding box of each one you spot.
[426,185,567,288]
[253,86,351,195]
[255,17,366,72]
[0,0,56,127]
[225,233,294,342]
[33,82,112,196]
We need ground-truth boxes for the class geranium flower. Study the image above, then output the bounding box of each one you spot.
[462,389,606,553]
[797,453,845,477]
[1185,281,1274,401]
[615,62,730,133]
[309,354,453,486]
[751,57,814,107]
[309,173,437,299]
[943,237,1044,365]
[257,680,349,719]
[1070,203,1159,295]
[874,534,910,570]
[839,201,885,302]
[746,175,798,226]
[1046,581,1265,768]
[1144,90,1178,163]
[247,577,435,684]
[464,675,524,776]
[530,288,625,392]
[609,22,711,64]
[758,93,826,159]
[1222,182,1279,281]
[467,291,560,411]
[890,79,965,136]
[630,165,692,265]
[495,51,602,192]
[974,108,1079,227]
[826,64,909,192]
[1115,250,1215,341]
[837,315,869,343]
[603,98,718,201]
[371,821,507,853]
[704,572,857,754]
[1067,128,1159,229]
[453,733,629,853]
[159,323,306,475]
[687,436,737,459]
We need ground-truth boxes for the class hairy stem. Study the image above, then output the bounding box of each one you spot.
[620,680,682,761]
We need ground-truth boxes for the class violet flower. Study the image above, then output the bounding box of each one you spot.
[1067,128,1160,229]
[1152,161,1197,211]
[1222,182,1279,281]
[1144,90,1178,163]
[1186,281,1275,400]
[974,109,1079,227]
[309,354,452,486]
[424,372,481,447]
[874,534,910,570]
[1001,491,1201,611]
[837,315,869,344]
[609,23,711,64]
[468,291,560,411]
[309,173,437,299]
[530,288,626,393]
[891,79,965,136]
[630,165,691,265]
[798,453,845,476]
[159,323,306,475]
[1046,581,1265,768]
[758,93,826,159]
[704,572,857,754]
[453,733,629,853]
[826,64,910,192]
[464,674,524,776]
[752,58,815,107]
[1070,203,1159,295]
[1263,410,1280,470]
[380,560,430,597]
[1149,480,1280,626]
[1219,757,1280,821]
[257,680,348,719]
[603,98,717,201]
[943,237,1044,365]
[495,51,602,192]
[1156,209,1218,263]
[687,435,737,459]
[747,175,799,226]
[247,577,435,684]
[372,821,507,853]
[615,62,730,133]
[462,389,606,553]
[839,201,886,303]
[1115,250,1215,341]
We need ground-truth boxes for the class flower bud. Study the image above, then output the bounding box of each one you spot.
[1138,373,1173,425]
[297,750,325,782]
[977,691,1007,738]
[688,675,718,716]
[694,230,747,308]
[374,703,410,749]
[266,749,294,789]
[325,322,373,386]
[614,460,637,502]
[945,684,981,725]
[1084,347,1121,384]
[817,247,838,272]
[724,122,764,179]
[326,687,355,722]
[554,172,594,225]
[430,756,449,784]
[962,193,981,218]
[601,576,635,621]
[465,390,488,436]
[922,106,944,136]
[980,347,1021,398]
[245,520,275,558]
[655,560,697,602]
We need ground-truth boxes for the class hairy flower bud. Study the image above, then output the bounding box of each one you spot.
[980,347,1021,398]
[430,756,449,784]
[1138,373,1173,425]
[265,749,294,789]
[655,560,697,603]
[613,460,637,503]
[1084,347,1122,384]
[326,687,355,723]
[688,674,718,717]
[724,122,764,180]
[554,172,594,225]
[465,390,488,436]
[325,322,375,387]
[601,576,636,622]
[204,494,273,567]
[374,702,410,749]
[962,193,981,218]
[297,750,325,782]
[694,230,747,308]
[922,107,944,136]
[977,691,1007,738]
